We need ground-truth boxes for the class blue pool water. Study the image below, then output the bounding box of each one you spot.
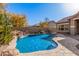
[16,34,58,53]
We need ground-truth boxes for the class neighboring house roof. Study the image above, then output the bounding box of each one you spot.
[48,20,56,24]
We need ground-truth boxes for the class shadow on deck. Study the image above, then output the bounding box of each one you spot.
[58,36,79,56]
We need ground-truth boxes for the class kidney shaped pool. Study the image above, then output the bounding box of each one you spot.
[16,34,58,53]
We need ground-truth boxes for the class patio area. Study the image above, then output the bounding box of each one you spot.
[57,34,79,55]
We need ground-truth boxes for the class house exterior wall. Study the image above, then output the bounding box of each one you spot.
[70,19,76,35]
[57,18,79,35]
[70,18,79,35]
[48,22,57,33]
[57,23,70,34]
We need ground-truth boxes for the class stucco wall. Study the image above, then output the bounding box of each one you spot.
[48,22,57,33]
[70,18,79,35]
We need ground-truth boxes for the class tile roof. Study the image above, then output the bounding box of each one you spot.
[48,20,56,23]
[57,11,79,23]
[57,17,70,23]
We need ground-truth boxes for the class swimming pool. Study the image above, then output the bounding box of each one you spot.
[16,34,58,53]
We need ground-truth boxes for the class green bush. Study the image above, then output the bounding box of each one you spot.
[0,13,12,45]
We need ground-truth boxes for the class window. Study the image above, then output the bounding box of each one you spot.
[58,25,64,31]
[58,24,69,31]
[60,25,64,30]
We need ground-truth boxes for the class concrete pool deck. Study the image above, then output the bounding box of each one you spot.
[0,34,78,56]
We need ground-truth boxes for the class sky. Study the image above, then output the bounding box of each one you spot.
[5,3,79,26]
